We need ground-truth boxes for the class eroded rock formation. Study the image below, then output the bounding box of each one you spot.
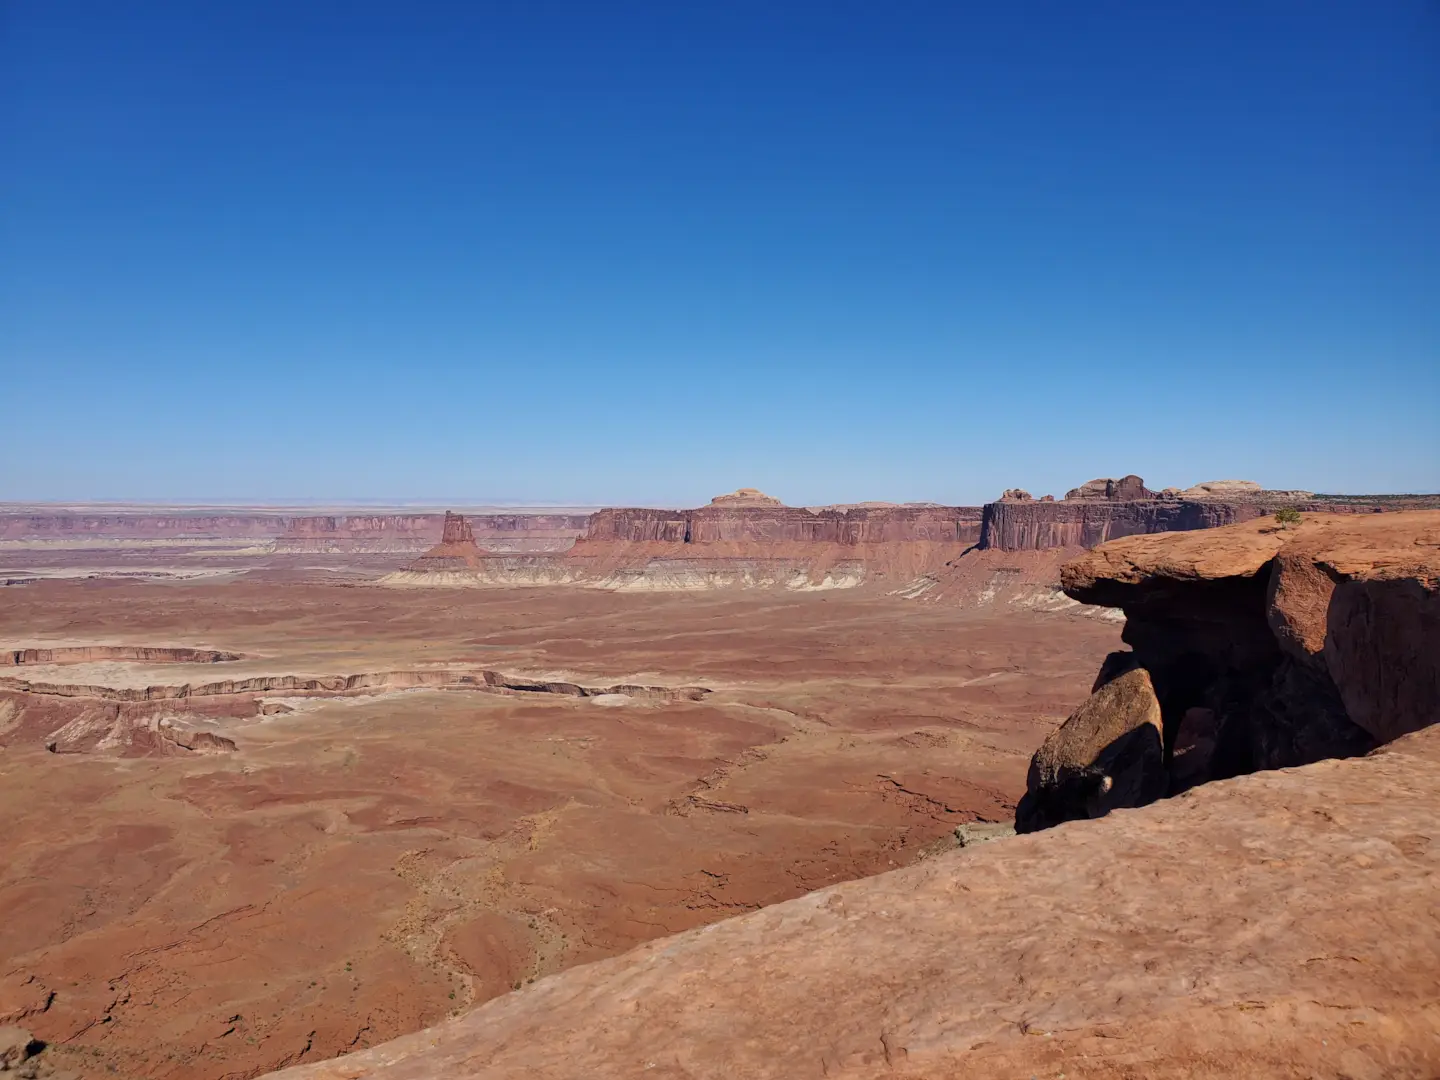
[708,488,784,507]
[1017,510,1440,831]
[386,504,987,591]
[1064,474,1155,501]
[0,509,590,555]
[979,475,1440,552]
[378,483,1440,595]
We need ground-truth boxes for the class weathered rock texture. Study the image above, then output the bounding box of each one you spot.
[1018,510,1440,830]
[0,509,591,556]
[980,476,1440,552]
[377,484,1440,594]
[386,505,987,591]
[708,488,784,507]
[1064,474,1156,501]
[264,724,1440,1080]
[1016,664,1165,829]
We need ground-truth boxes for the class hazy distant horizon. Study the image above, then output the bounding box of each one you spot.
[4,475,1439,515]
[4,3,1437,502]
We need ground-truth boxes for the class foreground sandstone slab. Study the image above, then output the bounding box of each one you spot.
[268,726,1440,1080]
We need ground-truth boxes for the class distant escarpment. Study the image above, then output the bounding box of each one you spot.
[385,481,1440,596]
[383,496,985,591]
[979,474,1440,552]
[1016,509,1440,832]
[275,512,589,554]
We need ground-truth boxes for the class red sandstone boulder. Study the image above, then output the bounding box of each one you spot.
[1016,665,1166,832]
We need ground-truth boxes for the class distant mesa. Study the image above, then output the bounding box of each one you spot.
[708,488,785,508]
[380,483,1440,594]
[1179,479,1262,498]
[1064,475,1156,501]
[1180,479,1314,500]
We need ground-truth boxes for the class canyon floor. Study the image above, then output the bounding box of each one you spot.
[0,579,1121,1080]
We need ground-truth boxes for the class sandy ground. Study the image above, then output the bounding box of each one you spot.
[0,579,1119,1079]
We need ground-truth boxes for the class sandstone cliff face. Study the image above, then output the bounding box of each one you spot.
[979,484,1440,553]
[264,723,1440,1080]
[1017,510,1440,831]
[0,511,589,553]
[388,506,987,591]
[979,498,1250,551]
[582,505,981,546]
[273,515,442,553]
[0,514,293,540]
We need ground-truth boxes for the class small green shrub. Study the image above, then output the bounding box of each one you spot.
[1274,507,1302,528]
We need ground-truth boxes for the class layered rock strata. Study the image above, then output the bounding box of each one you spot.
[979,475,1440,552]
[0,666,711,756]
[385,503,987,591]
[708,487,784,507]
[1016,509,1440,831]
[0,510,590,554]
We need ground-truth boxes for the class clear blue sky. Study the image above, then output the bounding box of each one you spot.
[3,2,1437,506]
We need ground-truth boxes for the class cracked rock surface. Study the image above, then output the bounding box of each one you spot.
[268,725,1440,1080]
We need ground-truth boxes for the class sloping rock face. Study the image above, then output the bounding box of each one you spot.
[1019,510,1440,829]
[265,725,1440,1080]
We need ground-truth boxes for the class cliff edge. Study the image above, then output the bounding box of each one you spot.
[1017,509,1440,831]
[264,722,1440,1080]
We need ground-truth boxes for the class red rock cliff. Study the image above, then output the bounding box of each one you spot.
[979,478,1440,552]
[1015,510,1440,832]
[581,505,982,546]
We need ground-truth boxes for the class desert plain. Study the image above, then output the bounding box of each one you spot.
[0,555,1118,1079]
[2,489,1436,1080]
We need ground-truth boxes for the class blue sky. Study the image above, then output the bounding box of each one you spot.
[2,2,1436,505]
